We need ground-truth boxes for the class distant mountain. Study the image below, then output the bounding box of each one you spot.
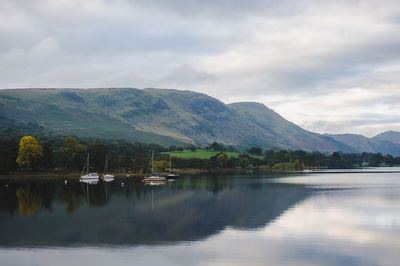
[327,132,400,156]
[0,87,382,154]
[372,131,400,145]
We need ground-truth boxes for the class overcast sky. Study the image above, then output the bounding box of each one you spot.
[1,0,400,137]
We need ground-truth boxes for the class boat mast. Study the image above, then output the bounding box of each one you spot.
[151,149,154,173]
[169,152,172,173]
[87,153,90,174]
[104,154,108,175]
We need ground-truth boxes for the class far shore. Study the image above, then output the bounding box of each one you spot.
[2,167,400,180]
[0,167,305,180]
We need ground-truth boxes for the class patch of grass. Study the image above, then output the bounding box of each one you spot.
[163,150,238,159]
[163,149,266,159]
[273,162,296,168]
[249,154,264,159]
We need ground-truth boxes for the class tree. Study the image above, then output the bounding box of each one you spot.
[168,145,177,152]
[276,150,289,163]
[264,150,275,164]
[226,145,236,152]
[39,141,55,170]
[87,142,107,171]
[216,153,229,168]
[133,152,146,173]
[187,144,197,151]
[208,142,224,151]
[16,136,43,171]
[120,153,133,172]
[383,155,395,166]
[294,159,300,169]
[0,139,18,174]
[177,146,184,152]
[154,160,169,172]
[59,137,85,170]
[248,147,262,155]
[239,157,249,169]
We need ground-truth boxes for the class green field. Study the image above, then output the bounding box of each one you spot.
[163,150,264,159]
[273,162,296,168]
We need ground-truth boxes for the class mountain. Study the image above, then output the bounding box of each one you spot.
[0,88,182,146]
[0,87,368,153]
[228,102,354,152]
[327,132,400,156]
[372,131,400,145]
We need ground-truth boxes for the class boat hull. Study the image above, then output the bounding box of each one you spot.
[80,173,99,184]
[144,176,166,182]
[166,174,179,179]
[103,174,114,182]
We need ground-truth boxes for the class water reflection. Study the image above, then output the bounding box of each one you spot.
[2,171,400,265]
[0,174,311,246]
[15,186,43,216]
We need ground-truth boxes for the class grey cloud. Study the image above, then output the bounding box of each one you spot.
[155,64,216,89]
[129,0,299,19]
[1,0,400,136]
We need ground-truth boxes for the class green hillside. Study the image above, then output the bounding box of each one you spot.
[0,89,181,146]
[0,88,356,152]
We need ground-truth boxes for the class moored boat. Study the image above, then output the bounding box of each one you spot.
[166,152,179,179]
[144,150,166,183]
[80,153,99,183]
[102,154,114,182]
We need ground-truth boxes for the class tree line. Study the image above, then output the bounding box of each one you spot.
[0,137,399,174]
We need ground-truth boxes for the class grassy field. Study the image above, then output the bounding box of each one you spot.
[163,150,239,159]
[163,150,264,159]
[273,162,296,168]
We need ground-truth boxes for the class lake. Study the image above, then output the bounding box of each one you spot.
[1,168,400,265]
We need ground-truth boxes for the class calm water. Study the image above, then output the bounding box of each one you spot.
[1,169,400,265]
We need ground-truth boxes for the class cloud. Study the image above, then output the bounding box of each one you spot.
[155,64,216,89]
[1,0,400,136]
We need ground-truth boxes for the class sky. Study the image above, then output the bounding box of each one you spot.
[1,0,400,137]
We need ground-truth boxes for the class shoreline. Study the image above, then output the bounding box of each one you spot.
[2,167,400,180]
[0,167,302,180]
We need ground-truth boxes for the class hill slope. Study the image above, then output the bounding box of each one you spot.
[372,131,400,145]
[0,88,365,153]
[327,133,400,156]
[0,88,182,146]
[229,102,354,152]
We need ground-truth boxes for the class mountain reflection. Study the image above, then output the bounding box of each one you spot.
[0,175,313,246]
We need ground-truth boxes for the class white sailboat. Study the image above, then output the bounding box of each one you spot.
[166,152,179,179]
[80,153,99,184]
[102,154,114,182]
[144,150,166,183]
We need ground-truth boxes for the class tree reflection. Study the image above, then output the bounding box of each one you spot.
[16,185,43,216]
[0,174,314,246]
[60,186,83,214]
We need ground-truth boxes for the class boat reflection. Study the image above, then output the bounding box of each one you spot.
[102,175,114,183]
[79,179,99,185]
[144,180,166,186]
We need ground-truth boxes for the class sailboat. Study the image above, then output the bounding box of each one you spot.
[144,150,166,184]
[166,152,179,179]
[102,154,114,182]
[80,153,99,184]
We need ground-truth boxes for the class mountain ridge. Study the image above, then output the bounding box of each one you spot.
[0,88,398,155]
[326,132,400,156]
